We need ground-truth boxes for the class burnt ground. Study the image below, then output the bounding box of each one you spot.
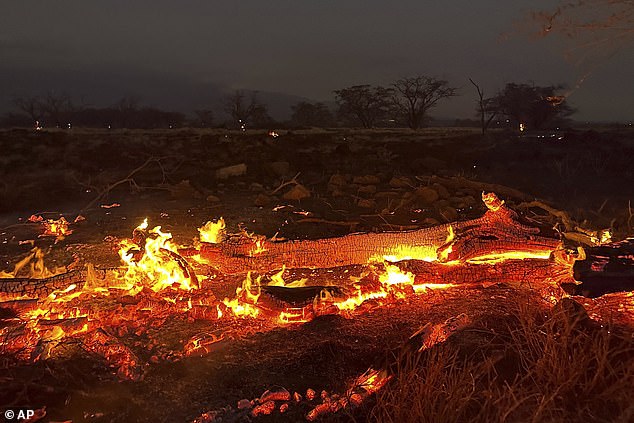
[0,127,633,422]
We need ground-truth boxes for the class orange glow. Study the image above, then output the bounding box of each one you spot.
[118,219,198,292]
[198,218,226,243]
[466,250,552,264]
[222,272,261,318]
[42,217,72,240]
[0,247,66,279]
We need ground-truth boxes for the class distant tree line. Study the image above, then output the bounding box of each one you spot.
[1,75,574,131]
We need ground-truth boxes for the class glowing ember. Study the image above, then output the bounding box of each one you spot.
[45,217,71,238]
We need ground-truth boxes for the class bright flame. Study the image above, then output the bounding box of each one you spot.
[378,225,454,263]
[250,238,267,256]
[269,266,286,286]
[118,220,197,292]
[40,217,73,240]
[0,248,66,279]
[222,272,261,318]
[198,218,226,243]
[379,264,415,285]
[466,250,552,264]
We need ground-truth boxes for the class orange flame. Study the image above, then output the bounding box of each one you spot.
[118,219,198,292]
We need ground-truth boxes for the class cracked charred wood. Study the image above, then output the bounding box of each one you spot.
[0,267,113,301]
[198,193,561,274]
[0,270,89,300]
[570,238,634,297]
[395,256,575,288]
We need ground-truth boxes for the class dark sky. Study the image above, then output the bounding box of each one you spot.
[2,1,633,121]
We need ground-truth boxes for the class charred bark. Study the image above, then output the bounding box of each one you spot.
[570,238,634,297]
[199,193,561,274]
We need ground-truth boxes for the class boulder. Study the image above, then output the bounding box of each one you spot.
[389,176,412,188]
[414,187,439,205]
[254,193,273,207]
[283,184,311,201]
[268,161,291,177]
[353,175,380,185]
[216,163,247,179]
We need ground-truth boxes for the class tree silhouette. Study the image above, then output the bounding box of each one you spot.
[469,78,498,134]
[222,90,270,129]
[13,96,42,125]
[334,85,394,128]
[290,101,334,128]
[491,83,574,130]
[392,76,456,129]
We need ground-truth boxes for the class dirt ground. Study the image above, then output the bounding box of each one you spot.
[0,128,633,422]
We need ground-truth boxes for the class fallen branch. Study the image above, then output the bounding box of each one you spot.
[77,157,167,217]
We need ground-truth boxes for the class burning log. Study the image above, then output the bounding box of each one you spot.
[0,267,110,301]
[198,193,561,274]
[394,256,574,288]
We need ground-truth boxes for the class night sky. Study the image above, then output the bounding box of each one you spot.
[2,1,632,121]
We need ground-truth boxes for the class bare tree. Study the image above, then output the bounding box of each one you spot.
[468,78,498,134]
[222,90,270,129]
[41,91,74,127]
[13,95,42,125]
[334,85,394,128]
[392,76,456,129]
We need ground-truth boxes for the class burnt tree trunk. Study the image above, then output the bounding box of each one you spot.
[197,193,561,274]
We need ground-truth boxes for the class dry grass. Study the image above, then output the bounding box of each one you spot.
[368,298,634,423]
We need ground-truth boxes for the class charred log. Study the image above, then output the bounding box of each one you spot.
[570,238,634,297]
[198,193,561,274]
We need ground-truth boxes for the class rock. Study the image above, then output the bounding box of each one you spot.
[463,195,477,206]
[254,193,273,207]
[448,196,464,207]
[414,187,439,205]
[328,174,348,187]
[165,180,202,199]
[353,175,380,185]
[330,189,346,198]
[206,194,221,203]
[432,183,451,199]
[357,198,376,209]
[283,184,311,200]
[435,199,450,208]
[389,176,412,188]
[439,206,459,222]
[358,185,377,196]
[375,191,400,200]
[249,182,265,192]
[237,399,253,410]
[215,163,247,179]
[268,161,291,177]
